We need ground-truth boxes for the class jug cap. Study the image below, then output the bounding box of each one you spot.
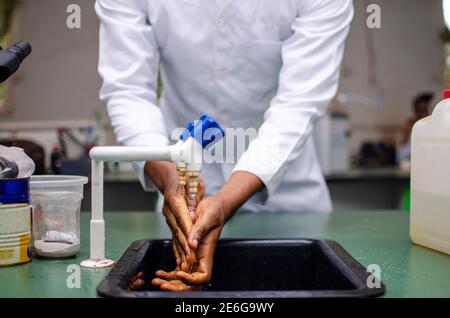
[444,90,450,99]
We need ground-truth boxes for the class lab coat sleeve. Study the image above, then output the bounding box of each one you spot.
[96,0,168,192]
[233,0,353,198]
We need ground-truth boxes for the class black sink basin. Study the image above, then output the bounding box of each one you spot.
[97,239,385,298]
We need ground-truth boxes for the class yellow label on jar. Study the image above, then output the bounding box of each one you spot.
[0,204,32,266]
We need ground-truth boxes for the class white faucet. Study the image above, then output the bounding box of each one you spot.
[80,115,224,268]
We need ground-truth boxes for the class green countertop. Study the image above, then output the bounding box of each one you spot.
[0,211,449,298]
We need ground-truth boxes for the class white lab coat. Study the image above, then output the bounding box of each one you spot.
[96,0,354,213]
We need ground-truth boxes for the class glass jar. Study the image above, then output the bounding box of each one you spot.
[30,175,88,258]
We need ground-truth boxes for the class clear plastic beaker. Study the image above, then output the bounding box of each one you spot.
[30,175,88,258]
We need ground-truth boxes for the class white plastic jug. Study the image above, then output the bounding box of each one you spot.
[411,90,450,255]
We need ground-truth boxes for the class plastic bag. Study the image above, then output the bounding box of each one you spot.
[0,145,35,179]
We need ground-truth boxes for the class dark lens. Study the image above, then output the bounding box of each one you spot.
[0,66,11,82]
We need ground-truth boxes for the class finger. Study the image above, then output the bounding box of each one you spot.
[165,208,186,253]
[197,178,206,201]
[177,242,189,271]
[160,283,185,292]
[151,277,166,287]
[166,196,193,243]
[129,279,145,290]
[184,232,219,284]
[155,270,178,281]
[166,212,191,266]
[175,271,209,285]
[180,257,190,272]
[159,280,203,292]
[171,196,193,237]
[164,206,181,234]
[176,240,190,272]
[129,271,146,290]
[176,234,195,269]
[173,236,188,271]
[160,280,189,292]
[134,271,144,280]
[188,214,209,250]
[174,228,192,260]
[175,229,196,267]
[172,240,181,268]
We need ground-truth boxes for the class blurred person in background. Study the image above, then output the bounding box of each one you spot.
[398,92,434,170]
[402,93,434,145]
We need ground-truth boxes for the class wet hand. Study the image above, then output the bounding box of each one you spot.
[162,187,196,272]
[152,195,225,290]
[145,161,195,271]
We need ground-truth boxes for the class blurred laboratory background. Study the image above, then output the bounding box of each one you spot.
[0,0,446,212]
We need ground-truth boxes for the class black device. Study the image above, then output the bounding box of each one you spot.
[0,41,32,83]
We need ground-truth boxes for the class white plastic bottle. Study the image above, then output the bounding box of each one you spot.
[411,90,450,255]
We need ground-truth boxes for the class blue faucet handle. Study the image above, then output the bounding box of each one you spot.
[193,115,225,148]
[179,122,195,142]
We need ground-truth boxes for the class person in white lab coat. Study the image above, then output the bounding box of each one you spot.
[96,0,353,290]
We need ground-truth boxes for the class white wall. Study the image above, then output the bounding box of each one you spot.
[337,0,444,155]
[0,0,113,165]
[0,0,105,123]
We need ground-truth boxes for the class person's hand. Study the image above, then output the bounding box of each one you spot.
[145,161,196,272]
[187,171,263,252]
[151,226,222,291]
[162,186,196,272]
[150,278,204,292]
[151,231,219,291]
[129,271,145,291]
[151,195,225,290]
[162,175,205,274]
[151,171,263,292]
